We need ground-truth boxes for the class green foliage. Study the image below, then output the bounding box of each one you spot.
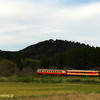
[4,53,23,70]
[0,59,17,76]
[40,56,49,69]
[20,39,89,59]
[0,39,100,76]
[21,58,40,70]
[50,47,100,70]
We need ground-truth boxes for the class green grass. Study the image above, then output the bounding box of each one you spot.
[0,82,100,99]
[2,74,100,83]
[0,75,100,99]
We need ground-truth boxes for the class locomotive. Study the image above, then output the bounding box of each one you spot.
[37,69,100,76]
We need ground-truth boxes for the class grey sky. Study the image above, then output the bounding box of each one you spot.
[0,0,100,51]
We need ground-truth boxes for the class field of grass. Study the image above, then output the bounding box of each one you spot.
[0,81,100,99]
[0,75,100,99]
[17,93,100,100]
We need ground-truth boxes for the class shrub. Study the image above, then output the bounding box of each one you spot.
[67,79,81,83]
[0,59,17,76]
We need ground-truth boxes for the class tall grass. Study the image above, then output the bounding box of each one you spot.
[0,75,100,83]
[0,82,100,98]
[15,93,100,100]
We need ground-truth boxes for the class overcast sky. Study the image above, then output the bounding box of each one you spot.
[0,0,100,51]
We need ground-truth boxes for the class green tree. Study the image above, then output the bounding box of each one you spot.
[40,56,49,69]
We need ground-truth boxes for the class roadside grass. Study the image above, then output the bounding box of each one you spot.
[1,74,100,84]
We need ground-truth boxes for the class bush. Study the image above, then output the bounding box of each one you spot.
[0,59,17,76]
[82,80,100,84]
[67,79,81,83]
[0,78,7,82]
[17,76,34,83]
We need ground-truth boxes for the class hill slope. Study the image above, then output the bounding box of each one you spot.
[19,39,90,59]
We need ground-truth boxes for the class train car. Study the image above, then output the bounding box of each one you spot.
[67,70,100,76]
[37,69,67,75]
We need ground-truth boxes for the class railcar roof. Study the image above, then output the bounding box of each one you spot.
[67,69,99,72]
[37,69,66,71]
[37,69,99,72]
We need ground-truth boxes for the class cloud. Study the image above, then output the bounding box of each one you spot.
[0,0,100,50]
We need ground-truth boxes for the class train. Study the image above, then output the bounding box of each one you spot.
[37,69,100,76]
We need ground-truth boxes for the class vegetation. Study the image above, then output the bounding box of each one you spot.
[20,39,90,59]
[0,81,100,99]
[0,74,100,83]
[50,47,100,70]
[0,39,100,76]
[15,94,100,100]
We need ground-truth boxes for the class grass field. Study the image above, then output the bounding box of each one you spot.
[0,82,100,100]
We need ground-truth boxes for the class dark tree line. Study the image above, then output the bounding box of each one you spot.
[48,47,100,70]
[20,39,90,59]
[0,40,100,76]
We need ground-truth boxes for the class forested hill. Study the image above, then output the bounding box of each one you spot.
[19,39,90,59]
[0,39,100,76]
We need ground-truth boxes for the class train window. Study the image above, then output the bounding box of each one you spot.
[62,71,64,73]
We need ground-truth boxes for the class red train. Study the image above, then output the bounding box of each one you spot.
[37,69,100,76]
